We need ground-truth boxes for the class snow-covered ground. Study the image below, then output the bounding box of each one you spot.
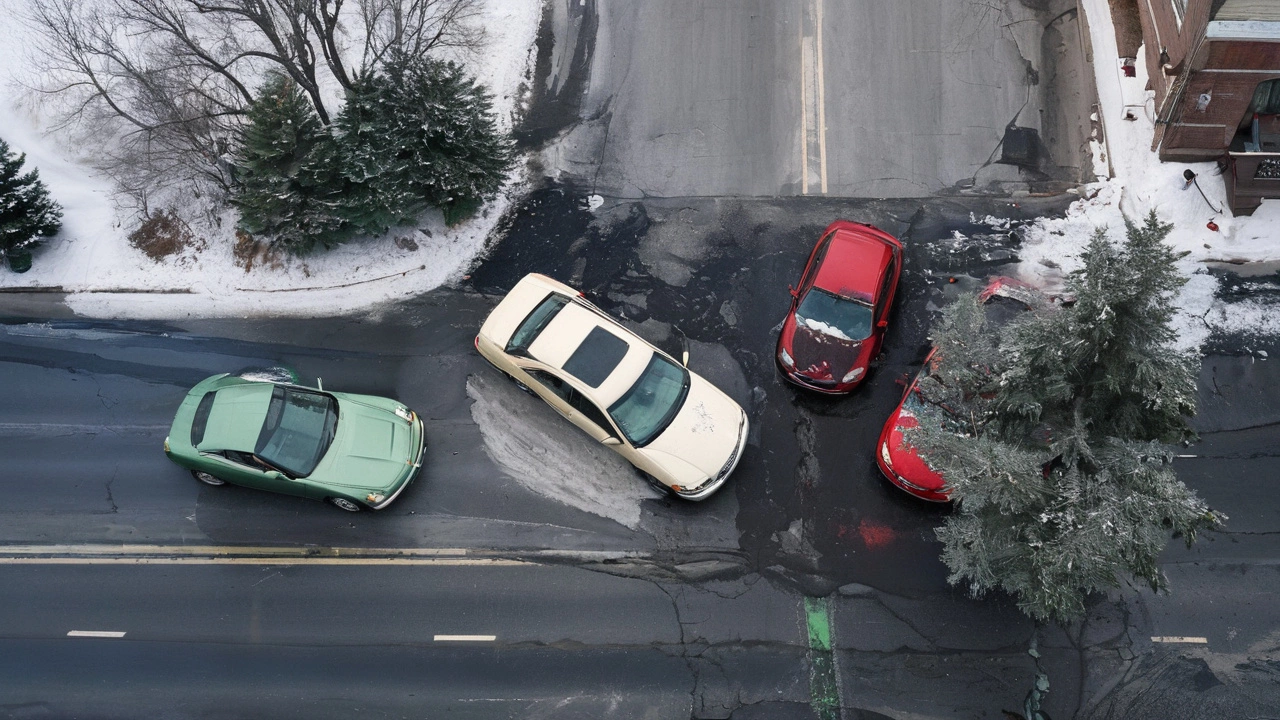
[0,0,541,318]
[0,0,1275,343]
[1007,0,1280,350]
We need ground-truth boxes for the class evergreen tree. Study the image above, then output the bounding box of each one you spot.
[0,137,62,271]
[333,54,513,232]
[907,212,1222,624]
[232,74,346,253]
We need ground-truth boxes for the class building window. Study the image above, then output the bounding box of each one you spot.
[1253,79,1280,116]
[1171,0,1187,25]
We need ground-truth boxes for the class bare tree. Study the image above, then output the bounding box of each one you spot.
[23,0,483,212]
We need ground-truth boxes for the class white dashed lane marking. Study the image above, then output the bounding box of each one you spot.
[434,635,496,642]
[67,631,126,638]
[1151,636,1208,644]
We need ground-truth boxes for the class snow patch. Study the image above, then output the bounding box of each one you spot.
[1012,0,1280,349]
[466,371,659,530]
[798,316,854,342]
[0,0,542,319]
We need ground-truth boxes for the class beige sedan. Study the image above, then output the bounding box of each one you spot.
[475,274,748,501]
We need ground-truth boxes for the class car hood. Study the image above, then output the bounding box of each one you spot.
[784,313,865,382]
[885,407,946,491]
[641,374,743,478]
[311,400,414,491]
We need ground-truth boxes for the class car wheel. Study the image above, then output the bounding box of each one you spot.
[506,372,534,395]
[328,497,362,513]
[192,470,226,486]
[639,469,672,497]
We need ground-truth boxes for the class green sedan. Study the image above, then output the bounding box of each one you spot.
[165,374,425,511]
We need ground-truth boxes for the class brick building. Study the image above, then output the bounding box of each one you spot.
[1135,0,1280,215]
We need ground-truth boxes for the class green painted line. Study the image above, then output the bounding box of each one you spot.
[805,596,832,650]
[805,596,840,720]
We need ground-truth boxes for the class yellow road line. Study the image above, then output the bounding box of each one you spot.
[815,0,827,195]
[0,544,467,557]
[0,544,534,566]
[1151,636,1209,644]
[0,557,527,566]
[799,0,828,195]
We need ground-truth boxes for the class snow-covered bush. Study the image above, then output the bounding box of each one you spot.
[231,57,513,254]
[232,74,347,254]
[907,212,1224,624]
[0,137,62,272]
[332,54,514,231]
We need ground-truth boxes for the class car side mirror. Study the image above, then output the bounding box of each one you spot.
[877,320,888,329]
[602,437,623,446]
[266,470,286,481]
[788,285,799,298]
[317,377,324,391]
[675,326,690,367]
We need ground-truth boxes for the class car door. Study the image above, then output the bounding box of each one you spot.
[871,255,898,353]
[524,368,619,443]
[208,451,309,498]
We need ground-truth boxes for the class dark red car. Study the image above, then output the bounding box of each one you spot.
[776,220,903,394]
[877,277,1058,502]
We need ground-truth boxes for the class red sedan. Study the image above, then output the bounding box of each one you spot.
[876,348,950,502]
[776,220,903,394]
[877,277,1057,502]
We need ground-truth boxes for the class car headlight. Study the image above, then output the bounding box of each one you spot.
[842,366,865,383]
[394,406,415,423]
[163,436,171,454]
[779,348,794,368]
[366,492,386,504]
[880,441,892,467]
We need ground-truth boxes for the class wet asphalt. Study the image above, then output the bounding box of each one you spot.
[3,0,1280,714]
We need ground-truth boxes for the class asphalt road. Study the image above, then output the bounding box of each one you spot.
[538,0,1093,198]
[2,0,1277,716]
[5,193,1277,718]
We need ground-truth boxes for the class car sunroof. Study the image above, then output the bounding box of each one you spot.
[562,326,629,388]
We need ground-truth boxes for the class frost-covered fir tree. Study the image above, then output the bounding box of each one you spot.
[232,74,346,253]
[0,137,62,272]
[334,54,513,231]
[907,212,1222,624]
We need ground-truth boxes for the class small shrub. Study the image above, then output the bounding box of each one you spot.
[128,209,195,260]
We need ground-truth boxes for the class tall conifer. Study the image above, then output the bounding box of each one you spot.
[908,212,1222,623]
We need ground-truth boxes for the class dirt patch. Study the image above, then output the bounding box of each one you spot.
[232,229,286,272]
[1109,0,1144,59]
[128,209,200,260]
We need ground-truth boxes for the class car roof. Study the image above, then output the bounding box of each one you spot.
[479,274,577,349]
[811,227,894,301]
[527,302,654,406]
[198,382,273,452]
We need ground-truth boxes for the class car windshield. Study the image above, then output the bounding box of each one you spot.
[796,288,872,341]
[608,353,690,448]
[254,386,338,478]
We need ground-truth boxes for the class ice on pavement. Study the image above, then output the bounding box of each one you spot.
[466,371,660,530]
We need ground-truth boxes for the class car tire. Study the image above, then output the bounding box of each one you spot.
[327,497,362,513]
[506,372,534,395]
[192,470,226,486]
[639,470,672,497]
